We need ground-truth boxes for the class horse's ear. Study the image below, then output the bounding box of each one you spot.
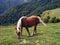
[15,28,17,30]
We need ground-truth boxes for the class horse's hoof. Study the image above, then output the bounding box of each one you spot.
[32,33,35,36]
[28,35,31,37]
[18,37,20,39]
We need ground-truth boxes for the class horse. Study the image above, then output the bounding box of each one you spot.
[15,15,46,39]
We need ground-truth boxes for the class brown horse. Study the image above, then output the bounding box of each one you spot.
[15,15,46,38]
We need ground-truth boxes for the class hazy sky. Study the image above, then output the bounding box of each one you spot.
[24,0,27,2]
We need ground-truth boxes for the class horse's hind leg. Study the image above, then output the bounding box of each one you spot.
[32,25,37,36]
[26,27,30,36]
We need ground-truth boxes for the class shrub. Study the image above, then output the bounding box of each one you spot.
[50,17,60,23]
[56,18,60,23]
[44,16,50,23]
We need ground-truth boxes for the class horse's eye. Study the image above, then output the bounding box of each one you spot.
[19,28,20,30]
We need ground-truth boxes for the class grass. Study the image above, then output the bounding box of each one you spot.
[0,23,60,45]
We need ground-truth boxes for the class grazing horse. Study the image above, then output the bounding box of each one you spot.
[15,15,46,38]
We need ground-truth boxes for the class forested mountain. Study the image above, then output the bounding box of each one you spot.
[0,0,60,25]
[0,0,31,14]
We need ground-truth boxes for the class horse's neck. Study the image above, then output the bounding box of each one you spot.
[17,16,27,31]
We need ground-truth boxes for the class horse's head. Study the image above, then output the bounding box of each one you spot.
[15,16,27,39]
[15,28,21,39]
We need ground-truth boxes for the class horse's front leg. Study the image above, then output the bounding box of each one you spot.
[26,27,30,37]
[20,27,23,36]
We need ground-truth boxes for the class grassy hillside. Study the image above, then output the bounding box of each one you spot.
[41,8,60,23]
[0,0,60,25]
[41,8,60,18]
[0,23,60,45]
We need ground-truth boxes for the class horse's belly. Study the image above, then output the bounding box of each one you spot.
[22,22,33,27]
[22,21,39,27]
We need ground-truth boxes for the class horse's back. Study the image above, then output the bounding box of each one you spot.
[22,15,39,27]
[27,15,39,22]
[28,15,37,18]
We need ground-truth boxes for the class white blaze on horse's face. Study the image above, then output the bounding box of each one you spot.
[15,27,21,38]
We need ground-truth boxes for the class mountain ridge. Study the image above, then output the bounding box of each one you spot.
[0,0,60,25]
[0,0,32,14]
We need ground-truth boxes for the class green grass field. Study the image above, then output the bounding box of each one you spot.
[0,23,60,45]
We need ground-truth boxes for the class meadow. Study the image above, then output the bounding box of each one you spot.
[0,23,60,45]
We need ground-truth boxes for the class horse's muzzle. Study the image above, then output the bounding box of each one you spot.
[17,32,21,39]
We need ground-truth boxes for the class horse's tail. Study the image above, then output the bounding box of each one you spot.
[37,16,46,26]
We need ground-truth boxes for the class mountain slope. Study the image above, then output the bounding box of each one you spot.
[0,0,60,25]
[0,0,32,14]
